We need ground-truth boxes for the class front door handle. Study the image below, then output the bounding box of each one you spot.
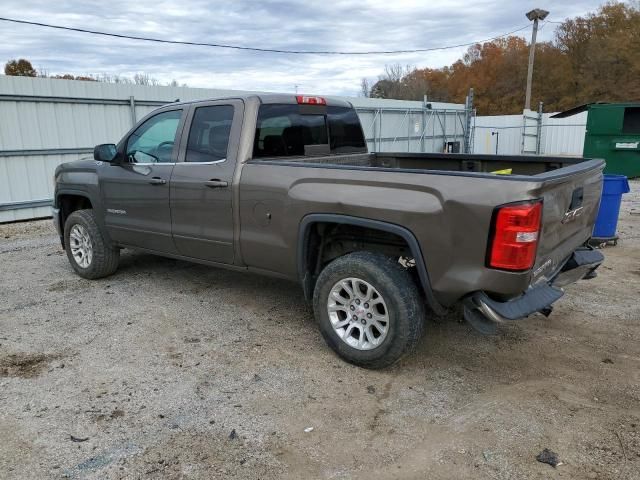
[204,179,228,188]
[149,177,167,185]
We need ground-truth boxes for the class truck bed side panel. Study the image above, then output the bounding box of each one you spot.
[238,163,555,305]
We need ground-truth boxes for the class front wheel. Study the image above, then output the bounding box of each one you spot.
[313,251,426,369]
[63,209,120,279]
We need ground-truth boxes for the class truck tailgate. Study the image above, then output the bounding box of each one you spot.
[531,164,603,280]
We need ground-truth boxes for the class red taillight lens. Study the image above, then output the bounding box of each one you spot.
[296,95,326,105]
[488,201,542,271]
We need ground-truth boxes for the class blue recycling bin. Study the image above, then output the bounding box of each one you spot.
[592,174,631,240]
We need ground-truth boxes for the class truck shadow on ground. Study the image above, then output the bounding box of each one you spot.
[112,250,536,373]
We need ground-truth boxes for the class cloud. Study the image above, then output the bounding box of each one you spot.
[1,0,608,96]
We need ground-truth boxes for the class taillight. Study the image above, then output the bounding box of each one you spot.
[296,95,326,105]
[488,201,542,271]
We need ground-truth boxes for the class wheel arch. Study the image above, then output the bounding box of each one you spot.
[297,214,446,315]
[55,190,94,247]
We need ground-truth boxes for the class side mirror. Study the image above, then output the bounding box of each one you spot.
[94,144,118,162]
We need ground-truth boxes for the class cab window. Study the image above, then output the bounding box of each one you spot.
[126,110,182,163]
[186,105,235,163]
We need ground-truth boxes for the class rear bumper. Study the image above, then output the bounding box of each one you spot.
[463,248,603,329]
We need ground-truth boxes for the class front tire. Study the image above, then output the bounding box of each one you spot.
[313,251,426,369]
[63,209,119,279]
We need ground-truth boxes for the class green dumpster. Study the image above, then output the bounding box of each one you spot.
[584,103,640,178]
[552,103,640,178]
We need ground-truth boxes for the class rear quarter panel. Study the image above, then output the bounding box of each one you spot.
[238,163,553,305]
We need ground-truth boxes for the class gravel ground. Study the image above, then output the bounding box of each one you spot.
[1,182,639,480]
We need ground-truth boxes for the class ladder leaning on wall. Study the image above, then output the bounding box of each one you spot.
[521,102,544,155]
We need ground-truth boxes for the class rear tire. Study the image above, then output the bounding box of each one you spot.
[313,251,426,369]
[64,209,119,279]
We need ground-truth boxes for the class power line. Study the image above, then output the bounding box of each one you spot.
[0,16,532,55]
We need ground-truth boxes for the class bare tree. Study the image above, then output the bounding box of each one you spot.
[368,63,428,100]
[383,63,407,83]
[360,78,370,97]
[6,59,187,87]
[134,73,151,86]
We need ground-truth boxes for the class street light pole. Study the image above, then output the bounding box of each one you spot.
[524,8,549,111]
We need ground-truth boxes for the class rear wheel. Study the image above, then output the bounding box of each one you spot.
[64,209,119,279]
[313,251,426,369]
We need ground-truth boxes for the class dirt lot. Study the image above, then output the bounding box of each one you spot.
[1,183,639,480]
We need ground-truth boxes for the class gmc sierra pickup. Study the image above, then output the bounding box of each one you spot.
[53,94,604,368]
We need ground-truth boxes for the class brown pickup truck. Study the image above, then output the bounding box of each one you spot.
[53,93,604,368]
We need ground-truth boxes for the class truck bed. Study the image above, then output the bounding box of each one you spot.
[250,152,594,178]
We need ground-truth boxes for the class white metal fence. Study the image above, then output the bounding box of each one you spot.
[472,110,587,157]
[0,76,468,222]
[357,106,468,154]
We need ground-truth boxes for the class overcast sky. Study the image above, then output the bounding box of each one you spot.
[1,0,610,96]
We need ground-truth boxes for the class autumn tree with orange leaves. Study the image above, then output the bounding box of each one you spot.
[365,2,640,114]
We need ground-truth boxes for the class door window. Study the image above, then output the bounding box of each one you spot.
[186,105,235,163]
[126,110,182,163]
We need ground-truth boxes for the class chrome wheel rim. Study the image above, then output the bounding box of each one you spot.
[327,277,390,351]
[69,224,93,268]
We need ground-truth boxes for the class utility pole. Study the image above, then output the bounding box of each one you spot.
[524,8,549,111]
[464,87,474,153]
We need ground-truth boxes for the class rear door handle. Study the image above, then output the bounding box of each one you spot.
[149,177,167,185]
[204,179,228,188]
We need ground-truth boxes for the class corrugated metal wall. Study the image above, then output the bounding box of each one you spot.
[357,107,467,153]
[0,76,466,222]
[541,112,588,155]
[472,111,588,156]
[472,114,524,156]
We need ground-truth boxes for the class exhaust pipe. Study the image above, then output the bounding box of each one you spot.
[462,295,505,335]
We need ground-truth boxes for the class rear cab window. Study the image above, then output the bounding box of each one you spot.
[253,104,366,158]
